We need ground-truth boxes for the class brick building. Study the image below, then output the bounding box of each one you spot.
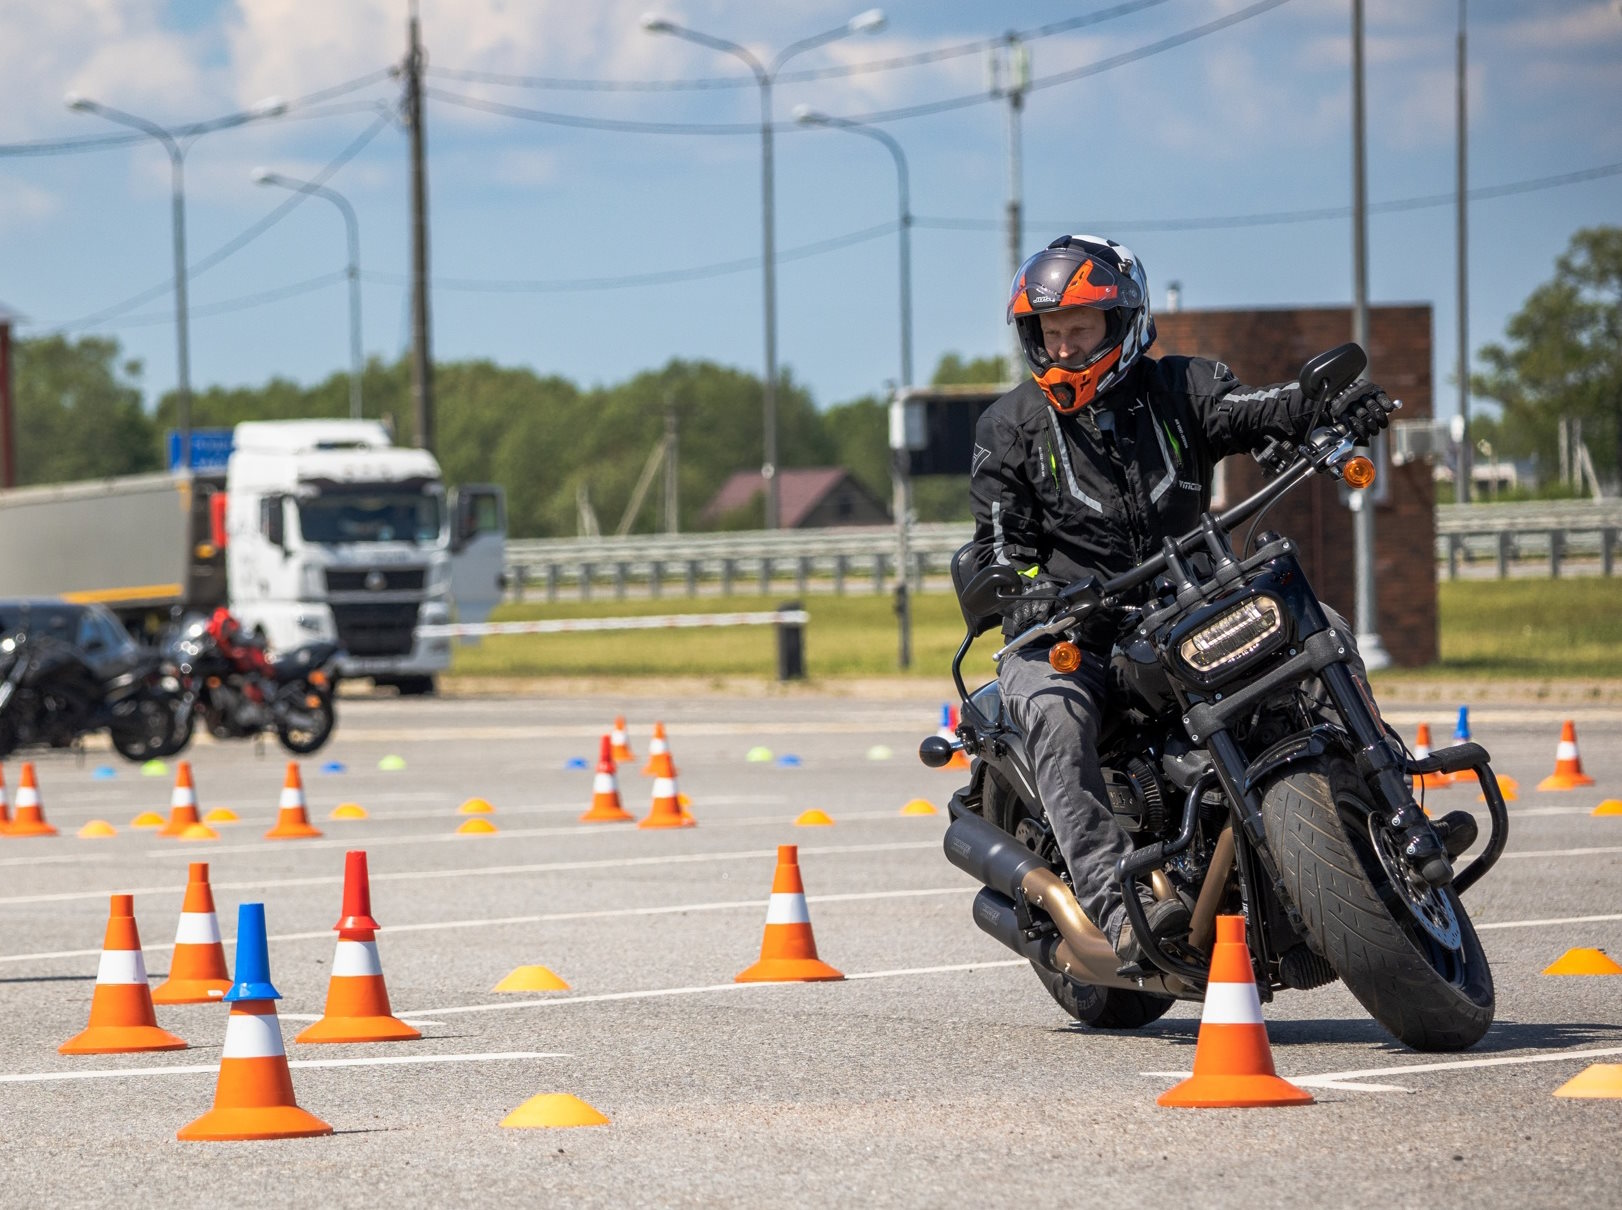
[1154,305,1437,667]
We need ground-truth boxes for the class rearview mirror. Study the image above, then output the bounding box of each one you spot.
[1298,342,1368,408]
[959,563,1023,619]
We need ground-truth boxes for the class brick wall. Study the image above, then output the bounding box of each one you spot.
[1153,305,1436,667]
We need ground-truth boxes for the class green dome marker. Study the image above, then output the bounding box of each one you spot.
[378,755,407,772]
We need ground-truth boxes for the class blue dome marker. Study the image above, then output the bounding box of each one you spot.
[777,754,803,768]
[564,757,589,771]
[320,761,346,774]
[91,765,117,780]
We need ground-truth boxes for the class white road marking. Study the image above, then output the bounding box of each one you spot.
[1475,912,1622,931]
[1289,1045,1622,1092]
[1501,845,1622,860]
[0,1050,567,1085]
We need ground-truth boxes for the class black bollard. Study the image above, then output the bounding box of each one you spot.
[776,601,806,681]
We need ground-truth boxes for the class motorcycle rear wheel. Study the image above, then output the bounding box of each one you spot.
[110,699,179,762]
[1029,963,1175,1030]
[1260,755,1494,1051]
[277,695,335,755]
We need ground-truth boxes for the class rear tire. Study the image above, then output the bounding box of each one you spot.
[1260,755,1494,1051]
[1030,963,1175,1030]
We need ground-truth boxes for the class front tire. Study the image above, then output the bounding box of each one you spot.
[277,693,336,754]
[1260,755,1494,1051]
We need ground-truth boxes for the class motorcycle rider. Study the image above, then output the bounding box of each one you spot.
[969,233,1391,968]
[205,607,275,698]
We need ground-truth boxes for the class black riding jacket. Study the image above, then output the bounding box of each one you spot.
[968,355,1317,595]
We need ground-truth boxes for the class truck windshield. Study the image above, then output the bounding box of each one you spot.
[297,492,443,545]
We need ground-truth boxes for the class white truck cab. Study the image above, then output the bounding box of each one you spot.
[224,420,504,691]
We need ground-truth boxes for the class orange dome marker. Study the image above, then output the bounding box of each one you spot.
[204,807,240,825]
[501,1093,610,1129]
[735,845,843,983]
[1593,799,1622,817]
[1542,947,1622,976]
[458,797,495,815]
[265,762,322,840]
[900,799,938,817]
[794,809,834,827]
[153,863,232,1004]
[9,763,57,837]
[1554,1064,1622,1099]
[642,721,675,777]
[296,852,421,1044]
[1410,723,1451,792]
[330,803,368,820]
[1537,720,1596,791]
[493,965,570,993]
[457,817,498,835]
[610,715,635,763]
[179,903,332,1141]
[78,820,118,839]
[60,894,188,1055]
[130,811,165,828]
[1157,915,1313,1108]
[159,761,204,837]
[1480,773,1518,803]
[638,758,694,830]
[179,822,219,841]
[581,735,634,823]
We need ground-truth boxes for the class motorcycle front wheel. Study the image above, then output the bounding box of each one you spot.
[110,698,179,762]
[1260,754,1494,1051]
[277,692,336,755]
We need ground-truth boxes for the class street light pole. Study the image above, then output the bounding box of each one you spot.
[1455,0,1472,504]
[66,93,285,468]
[252,170,365,419]
[642,10,885,529]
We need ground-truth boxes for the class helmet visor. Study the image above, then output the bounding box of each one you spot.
[1007,247,1142,323]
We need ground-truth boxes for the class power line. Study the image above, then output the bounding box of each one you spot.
[95,270,349,328]
[428,0,1175,92]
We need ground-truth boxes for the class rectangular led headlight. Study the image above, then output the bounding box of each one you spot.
[1178,595,1284,674]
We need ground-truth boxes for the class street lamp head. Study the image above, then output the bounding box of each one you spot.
[64,91,92,112]
[250,95,287,118]
[792,103,828,126]
[640,12,676,33]
[848,8,885,34]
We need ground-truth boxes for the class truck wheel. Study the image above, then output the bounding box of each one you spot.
[393,676,436,697]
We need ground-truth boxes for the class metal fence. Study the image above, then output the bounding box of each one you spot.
[501,501,1622,601]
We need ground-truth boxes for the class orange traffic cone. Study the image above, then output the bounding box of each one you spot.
[581,735,634,823]
[60,894,188,1054]
[639,758,694,830]
[265,762,323,839]
[9,762,57,837]
[1158,915,1312,1108]
[610,715,635,763]
[1410,724,1451,792]
[152,863,232,1005]
[160,761,204,837]
[179,903,332,1141]
[642,722,674,777]
[1537,721,1595,791]
[0,763,10,832]
[296,852,420,1044]
[735,845,843,983]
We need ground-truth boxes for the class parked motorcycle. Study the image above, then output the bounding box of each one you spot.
[924,343,1507,1052]
[0,602,180,762]
[162,616,341,755]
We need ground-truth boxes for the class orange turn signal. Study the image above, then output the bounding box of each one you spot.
[1342,455,1377,489]
[1048,641,1082,674]
[306,694,324,709]
[308,670,328,686]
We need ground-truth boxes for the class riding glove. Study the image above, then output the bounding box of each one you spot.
[1333,383,1394,443]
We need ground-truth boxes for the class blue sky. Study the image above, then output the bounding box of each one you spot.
[2,0,1620,420]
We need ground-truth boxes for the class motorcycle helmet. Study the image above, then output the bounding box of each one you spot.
[1007,234,1156,412]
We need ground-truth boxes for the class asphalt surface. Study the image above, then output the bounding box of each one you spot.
[0,691,1617,1208]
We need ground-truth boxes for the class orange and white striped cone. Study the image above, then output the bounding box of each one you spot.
[160,761,204,836]
[1411,724,1451,792]
[8,762,56,837]
[265,762,323,839]
[735,845,843,982]
[1157,915,1312,1108]
[641,721,674,777]
[60,894,188,1055]
[610,715,635,764]
[0,763,10,832]
[581,735,634,823]
[179,902,332,1141]
[296,852,420,1044]
[937,706,970,771]
[639,761,694,829]
[152,862,232,1005]
[1537,720,1595,791]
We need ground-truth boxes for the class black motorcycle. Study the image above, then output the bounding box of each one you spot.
[924,343,1507,1052]
[162,616,341,756]
[0,610,180,763]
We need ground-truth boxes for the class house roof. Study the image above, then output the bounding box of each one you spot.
[703,467,871,528]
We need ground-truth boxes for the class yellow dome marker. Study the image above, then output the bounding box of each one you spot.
[203,808,239,824]
[793,809,834,827]
[1542,947,1622,976]
[1554,1064,1622,1099]
[900,799,939,816]
[178,822,219,841]
[456,817,498,835]
[1593,799,1622,817]
[130,811,165,829]
[493,965,570,993]
[78,820,117,839]
[458,797,495,815]
[500,1094,609,1129]
[330,803,369,820]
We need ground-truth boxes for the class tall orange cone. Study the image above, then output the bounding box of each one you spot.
[1410,723,1451,791]
[735,845,843,982]
[638,756,694,830]
[152,863,232,1004]
[179,903,332,1141]
[265,762,323,839]
[60,894,188,1054]
[8,762,57,837]
[1537,720,1595,791]
[160,761,204,836]
[610,715,635,763]
[581,735,634,823]
[1158,915,1313,1108]
[641,721,674,777]
[296,851,421,1044]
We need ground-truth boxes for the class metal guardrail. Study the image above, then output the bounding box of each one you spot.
[500,501,1621,599]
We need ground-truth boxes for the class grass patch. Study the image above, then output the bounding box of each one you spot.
[451,579,1622,680]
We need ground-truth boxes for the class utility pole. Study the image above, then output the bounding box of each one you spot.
[405,0,434,452]
[1455,0,1472,503]
[990,35,1029,383]
[663,404,679,534]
